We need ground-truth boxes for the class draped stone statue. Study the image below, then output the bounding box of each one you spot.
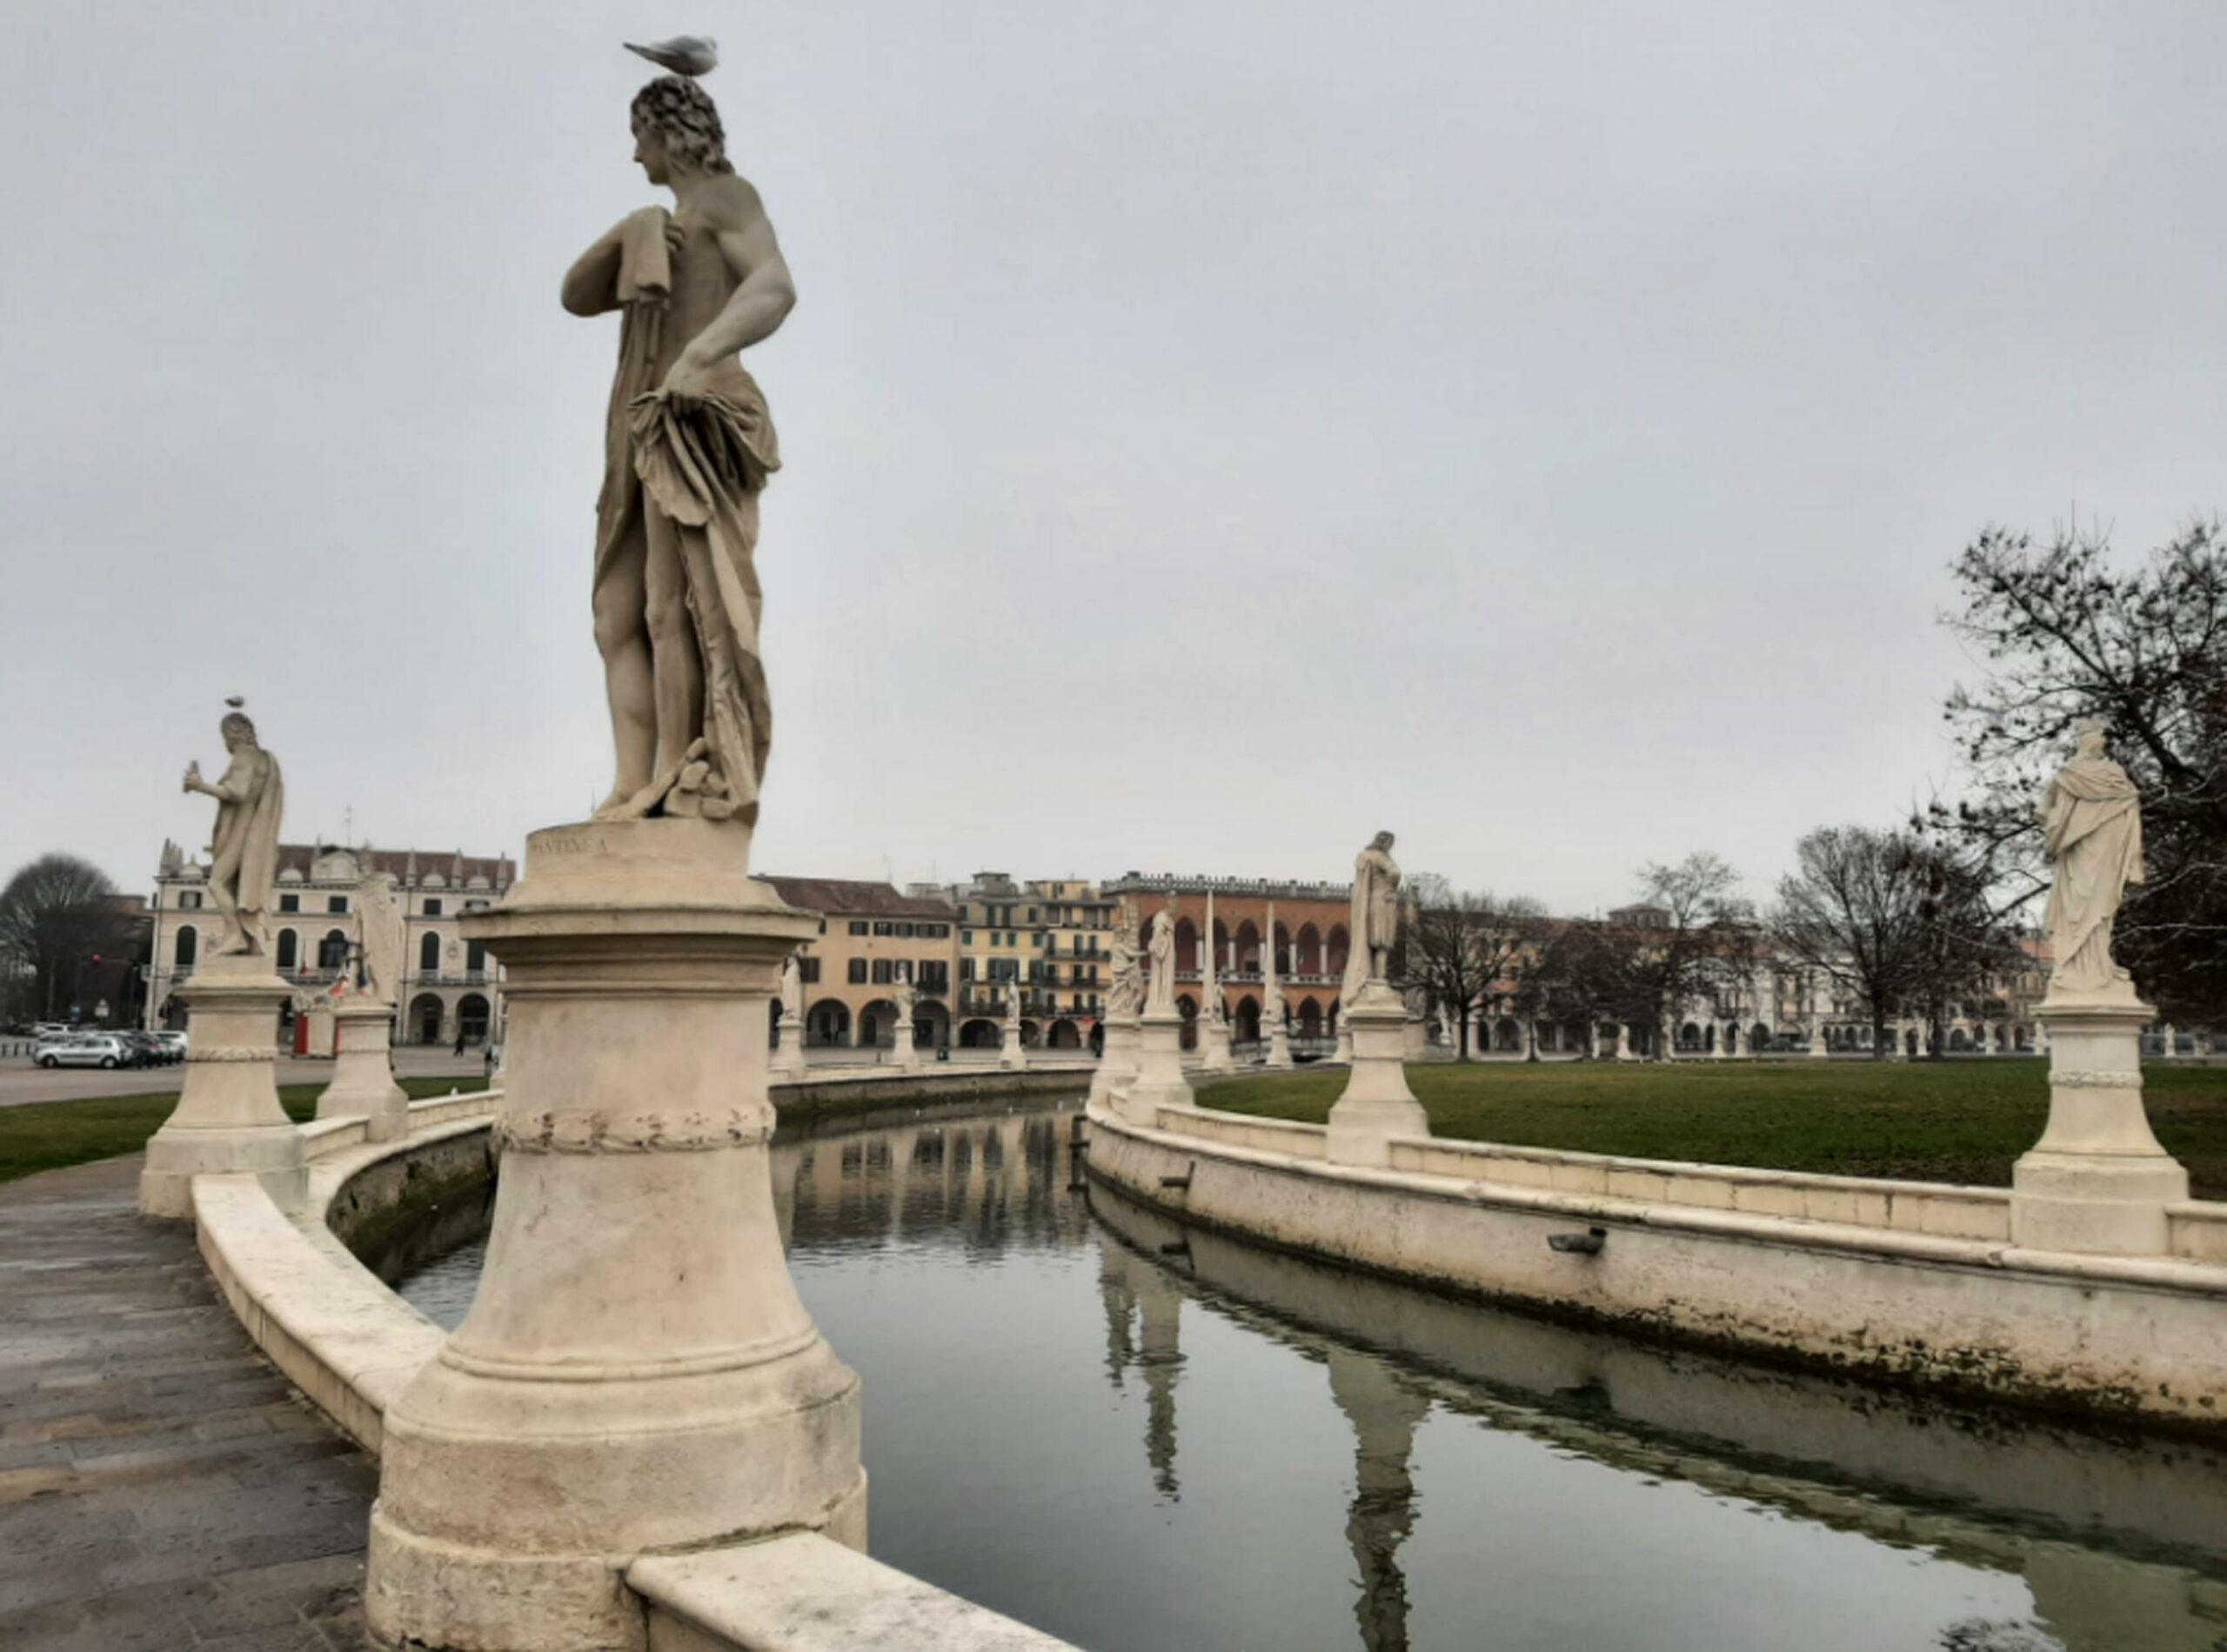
[1108,905,1144,1020]
[181,704,284,957]
[2041,722,2145,1002]
[1348,832,1401,989]
[1147,899,1179,1013]
[565,74,795,828]
[357,871,406,1004]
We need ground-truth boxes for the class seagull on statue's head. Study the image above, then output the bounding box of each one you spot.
[625,35,719,77]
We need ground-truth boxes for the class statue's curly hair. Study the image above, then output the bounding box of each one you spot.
[220,712,257,745]
[631,76,732,175]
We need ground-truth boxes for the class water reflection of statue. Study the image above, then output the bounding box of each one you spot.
[565,72,794,826]
[1109,905,1144,1020]
[2041,722,2145,1002]
[180,703,284,957]
[1348,832,1401,990]
[1147,898,1179,1013]
[357,872,405,1003]
[1327,1348,1429,1652]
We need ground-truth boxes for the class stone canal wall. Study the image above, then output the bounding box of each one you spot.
[186,1076,1077,1651]
[1087,1100,2227,1434]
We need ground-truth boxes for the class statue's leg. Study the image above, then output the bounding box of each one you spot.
[643,505,704,776]
[592,516,655,808]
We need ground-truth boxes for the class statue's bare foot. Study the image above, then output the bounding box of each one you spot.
[592,785,634,820]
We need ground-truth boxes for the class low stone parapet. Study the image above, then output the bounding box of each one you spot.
[1087,1101,2227,1432]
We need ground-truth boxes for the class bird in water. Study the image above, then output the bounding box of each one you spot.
[625,35,719,77]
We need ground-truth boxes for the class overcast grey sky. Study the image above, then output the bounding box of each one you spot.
[4,3,2222,912]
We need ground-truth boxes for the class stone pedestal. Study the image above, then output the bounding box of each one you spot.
[317,998,410,1142]
[140,953,306,1220]
[770,1011,806,1080]
[1120,1007,1191,1127]
[1200,1017,1234,1074]
[1001,1027,1028,1070]
[1264,1017,1294,1070]
[365,821,865,1652]
[890,1027,921,1073]
[1402,1013,1428,1062]
[1326,983,1428,1167]
[1334,1023,1353,1064]
[2010,997,2188,1255]
[1087,1014,1139,1112]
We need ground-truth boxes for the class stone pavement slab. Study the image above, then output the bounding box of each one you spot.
[0,1154,375,1649]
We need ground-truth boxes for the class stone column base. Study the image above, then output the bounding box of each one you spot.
[1120,1008,1192,1125]
[1001,1037,1028,1070]
[1263,1025,1294,1069]
[2011,998,2187,1255]
[1327,984,1426,1167]
[317,999,409,1142]
[141,954,305,1220]
[1087,1019,1140,1111]
[364,819,864,1652]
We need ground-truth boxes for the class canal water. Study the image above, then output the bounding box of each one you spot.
[397,1100,2227,1652]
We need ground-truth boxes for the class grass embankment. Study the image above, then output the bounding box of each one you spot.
[1194,1060,2227,1201]
[0,1077,491,1186]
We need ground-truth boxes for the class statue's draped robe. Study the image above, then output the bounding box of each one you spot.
[2043,757,2144,994]
[596,206,780,823]
[1147,914,1177,1013]
[210,750,284,951]
[358,879,406,1004]
[1348,848,1400,991]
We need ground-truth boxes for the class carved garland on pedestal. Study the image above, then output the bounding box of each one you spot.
[498,1108,771,1154]
[2049,1070,2144,1089]
[187,1046,280,1064]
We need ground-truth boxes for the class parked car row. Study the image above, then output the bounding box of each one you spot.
[33,1030,186,1069]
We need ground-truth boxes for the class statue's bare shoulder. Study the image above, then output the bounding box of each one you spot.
[692,173,788,291]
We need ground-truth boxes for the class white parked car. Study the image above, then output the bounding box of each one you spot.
[151,1031,189,1064]
[37,1034,129,1070]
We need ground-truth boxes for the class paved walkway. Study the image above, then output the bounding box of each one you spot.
[0,1155,374,1649]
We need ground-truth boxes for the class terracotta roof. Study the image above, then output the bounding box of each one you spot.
[756,876,957,920]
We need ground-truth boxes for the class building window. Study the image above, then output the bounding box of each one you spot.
[919,962,948,993]
[842,958,864,984]
[424,898,443,917]
[873,920,893,936]
[961,930,973,946]
[319,930,349,970]
[960,959,976,981]
[327,895,348,914]
[420,932,441,973]
[278,893,298,913]
[846,920,868,936]
[799,957,821,984]
[276,930,298,972]
[466,940,488,974]
[896,922,914,938]
[175,926,198,967]
[179,889,204,910]
[872,960,893,985]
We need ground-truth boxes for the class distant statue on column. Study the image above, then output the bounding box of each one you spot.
[1147,897,1179,1013]
[2041,720,2145,1003]
[1348,832,1401,989]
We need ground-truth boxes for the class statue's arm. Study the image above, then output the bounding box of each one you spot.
[680,182,796,364]
[560,221,631,317]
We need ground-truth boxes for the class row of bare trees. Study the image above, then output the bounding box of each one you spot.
[1398,839,2023,1062]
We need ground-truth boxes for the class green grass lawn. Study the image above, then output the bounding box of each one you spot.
[1195,1059,2227,1200]
[0,1077,491,1187]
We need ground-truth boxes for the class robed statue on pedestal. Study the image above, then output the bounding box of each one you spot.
[2041,722,2145,1003]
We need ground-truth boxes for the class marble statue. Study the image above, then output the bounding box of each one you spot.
[1005,979,1023,1032]
[781,952,805,1025]
[1348,832,1401,987]
[356,871,406,1003]
[565,70,795,828]
[892,974,916,1037]
[181,702,284,956]
[1108,906,1144,1020]
[1147,898,1179,1013]
[2041,722,2145,1000]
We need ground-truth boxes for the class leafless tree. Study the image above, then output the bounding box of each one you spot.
[1626,853,1755,1059]
[1397,874,1543,1060]
[0,854,132,1022]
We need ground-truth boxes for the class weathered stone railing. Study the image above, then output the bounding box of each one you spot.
[1091,1100,2227,1431]
[189,1075,1080,1652]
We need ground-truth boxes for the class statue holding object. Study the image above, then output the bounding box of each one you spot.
[181,701,284,957]
[2040,721,2145,1004]
[565,73,796,828]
